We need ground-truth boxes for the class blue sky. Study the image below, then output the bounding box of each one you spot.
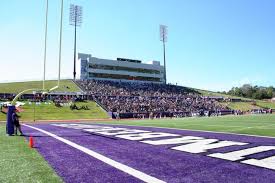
[0,0,274,91]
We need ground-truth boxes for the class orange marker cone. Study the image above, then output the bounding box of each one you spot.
[29,136,34,148]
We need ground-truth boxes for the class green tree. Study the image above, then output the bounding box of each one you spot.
[225,84,274,99]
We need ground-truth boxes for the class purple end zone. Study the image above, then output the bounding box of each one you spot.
[23,123,275,183]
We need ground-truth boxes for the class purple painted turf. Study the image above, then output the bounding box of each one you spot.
[23,123,275,183]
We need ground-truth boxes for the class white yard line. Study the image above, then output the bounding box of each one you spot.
[227,124,275,132]
[96,123,275,139]
[225,127,254,132]
[23,124,166,183]
[254,124,275,129]
[175,123,246,128]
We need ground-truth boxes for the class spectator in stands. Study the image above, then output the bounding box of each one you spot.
[77,80,229,119]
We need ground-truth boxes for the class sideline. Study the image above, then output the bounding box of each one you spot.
[92,123,275,139]
[0,118,112,123]
[23,124,166,183]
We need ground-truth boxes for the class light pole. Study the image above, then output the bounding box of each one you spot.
[70,4,83,81]
[57,0,64,87]
[160,25,168,84]
[43,0,49,90]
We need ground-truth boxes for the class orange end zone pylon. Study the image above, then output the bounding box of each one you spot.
[29,136,34,148]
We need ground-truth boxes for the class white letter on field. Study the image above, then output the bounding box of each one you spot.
[209,146,274,161]
[84,127,125,133]
[97,129,151,136]
[172,139,247,153]
[116,132,179,141]
[242,155,275,170]
[142,136,203,145]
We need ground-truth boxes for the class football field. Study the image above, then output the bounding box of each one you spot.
[102,114,275,137]
[2,114,275,182]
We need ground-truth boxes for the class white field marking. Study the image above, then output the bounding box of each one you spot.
[93,123,275,139]
[225,127,253,132]
[155,122,275,129]
[131,117,275,124]
[225,124,275,133]
[23,124,166,183]
[175,123,247,128]
[254,124,275,129]
[53,123,273,136]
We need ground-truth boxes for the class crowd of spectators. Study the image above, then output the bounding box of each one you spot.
[77,80,228,118]
[0,94,15,101]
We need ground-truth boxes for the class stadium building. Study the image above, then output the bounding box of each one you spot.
[78,53,165,83]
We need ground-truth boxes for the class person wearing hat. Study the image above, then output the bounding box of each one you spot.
[12,109,23,136]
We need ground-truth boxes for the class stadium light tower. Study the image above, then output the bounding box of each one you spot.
[70,4,83,81]
[160,25,168,84]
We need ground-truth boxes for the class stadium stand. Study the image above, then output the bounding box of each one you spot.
[76,80,229,118]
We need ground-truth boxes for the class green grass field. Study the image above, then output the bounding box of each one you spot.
[0,80,80,94]
[0,101,109,121]
[0,125,62,183]
[95,114,275,137]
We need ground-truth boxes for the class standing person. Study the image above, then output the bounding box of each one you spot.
[116,112,120,120]
[12,109,23,136]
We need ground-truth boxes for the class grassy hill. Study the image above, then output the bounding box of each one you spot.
[256,101,275,109]
[196,89,252,100]
[196,89,275,110]
[0,101,109,121]
[0,80,81,94]
[223,102,259,111]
